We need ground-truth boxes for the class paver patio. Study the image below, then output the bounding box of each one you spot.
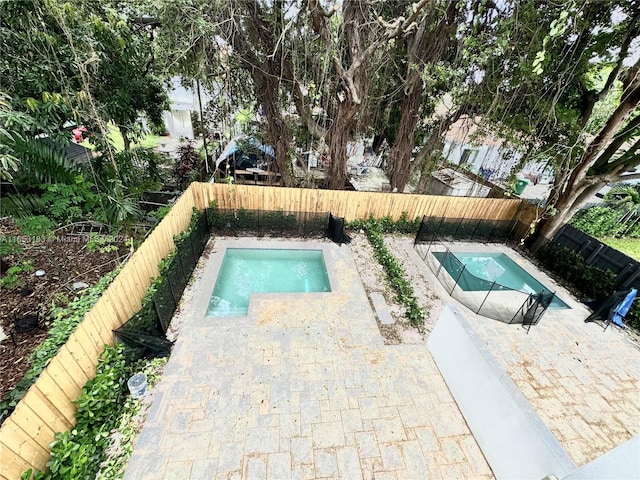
[125,237,640,479]
[411,241,640,467]
[124,239,492,479]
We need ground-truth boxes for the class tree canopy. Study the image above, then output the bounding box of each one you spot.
[3,0,640,240]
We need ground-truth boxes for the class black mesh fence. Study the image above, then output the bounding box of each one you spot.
[206,208,328,238]
[115,214,210,358]
[414,215,519,244]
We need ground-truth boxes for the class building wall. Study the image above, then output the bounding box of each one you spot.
[162,110,194,139]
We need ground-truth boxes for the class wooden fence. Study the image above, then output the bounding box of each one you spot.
[1,182,529,478]
[193,182,525,222]
[0,185,198,480]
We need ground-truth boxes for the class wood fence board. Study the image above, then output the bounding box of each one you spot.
[0,440,36,480]
[9,402,55,452]
[42,360,81,406]
[35,372,77,425]
[64,336,96,377]
[54,347,88,390]
[31,386,73,431]
[20,388,70,435]
[83,311,114,347]
[0,418,49,468]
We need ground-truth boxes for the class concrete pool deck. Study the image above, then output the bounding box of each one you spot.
[124,237,640,479]
[413,241,640,467]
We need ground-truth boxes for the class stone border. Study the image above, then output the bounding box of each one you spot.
[427,304,577,480]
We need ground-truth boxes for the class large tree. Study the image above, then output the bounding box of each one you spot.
[303,0,431,189]
[385,0,460,192]
[0,0,168,154]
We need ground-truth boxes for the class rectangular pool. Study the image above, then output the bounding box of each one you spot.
[433,252,569,309]
[207,248,331,316]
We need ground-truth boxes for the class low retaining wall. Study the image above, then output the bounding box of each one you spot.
[427,305,576,480]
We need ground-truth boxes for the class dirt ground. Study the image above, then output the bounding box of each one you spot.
[348,231,442,344]
[0,219,129,401]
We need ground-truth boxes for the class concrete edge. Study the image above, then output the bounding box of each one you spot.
[427,304,577,480]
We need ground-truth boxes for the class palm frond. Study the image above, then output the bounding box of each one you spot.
[12,137,82,185]
[0,194,47,218]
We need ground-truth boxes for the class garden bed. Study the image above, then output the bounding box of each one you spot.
[0,219,128,401]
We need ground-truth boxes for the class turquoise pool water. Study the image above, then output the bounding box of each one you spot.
[433,252,569,309]
[207,248,331,317]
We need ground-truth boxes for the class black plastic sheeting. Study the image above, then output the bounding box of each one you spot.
[206,208,328,238]
[115,214,209,358]
[328,213,351,245]
[414,215,518,244]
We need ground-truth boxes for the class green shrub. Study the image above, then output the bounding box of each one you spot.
[537,244,616,301]
[23,345,132,480]
[0,271,118,423]
[15,215,55,236]
[349,212,421,235]
[359,219,427,330]
[0,259,34,289]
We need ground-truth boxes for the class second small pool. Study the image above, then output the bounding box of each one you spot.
[207,248,331,317]
[433,251,569,309]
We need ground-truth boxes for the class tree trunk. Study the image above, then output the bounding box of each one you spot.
[252,67,293,186]
[325,101,358,189]
[531,78,640,252]
[415,132,445,193]
[119,125,131,152]
[387,81,422,192]
[529,178,603,251]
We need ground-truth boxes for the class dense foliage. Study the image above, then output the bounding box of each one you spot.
[19,345,165,480]
[536,244,639,329]
[571,185,640,238]
[0,271,118,423]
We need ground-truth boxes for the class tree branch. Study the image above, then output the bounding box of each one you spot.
[598,13,640,100]
[591,114,640,173]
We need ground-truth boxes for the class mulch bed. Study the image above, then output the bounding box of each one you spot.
[0,220,128,401]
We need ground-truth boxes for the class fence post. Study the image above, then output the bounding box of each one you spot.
[622,268,640,288]
[436,249,449,277]
[578,239,591,256]
[476,280,496,314]
[585,244,604,265]
[451,264,466,295]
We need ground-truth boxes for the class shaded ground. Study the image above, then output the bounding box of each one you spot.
[0,219,128,401]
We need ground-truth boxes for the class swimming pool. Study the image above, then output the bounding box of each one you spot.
[433,252,569,309]
[207,248,331,316]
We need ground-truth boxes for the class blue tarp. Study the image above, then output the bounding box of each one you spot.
[225,137,275,158]
[611,288,637,327]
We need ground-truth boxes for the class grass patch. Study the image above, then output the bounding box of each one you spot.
[81,125,163,153]
[598,237,640,261]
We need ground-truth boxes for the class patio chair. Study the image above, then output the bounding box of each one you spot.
[584,288,637,331]
[9,310,44,345]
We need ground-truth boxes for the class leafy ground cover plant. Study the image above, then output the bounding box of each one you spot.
[21,344,130,480]
[0,259,34,289]
[0,270,118,423]
[351,217,426,330]
[95,357,167,480]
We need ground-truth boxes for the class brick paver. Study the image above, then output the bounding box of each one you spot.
[412,240,640,468]
[124,239,493,480]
